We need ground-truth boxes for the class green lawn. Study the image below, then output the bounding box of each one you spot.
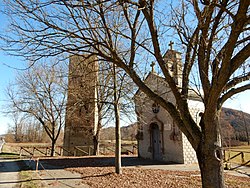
[0,152,20,159]
[19,171,44,188]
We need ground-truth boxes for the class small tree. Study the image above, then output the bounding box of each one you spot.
[94,60,136,158]
[6,61,67,156]
[112,64,121,174]
[241,111,250,145]
[9,112,26,142]
[94,60,115,155]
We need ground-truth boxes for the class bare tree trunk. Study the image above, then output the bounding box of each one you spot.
[115,102,121,174]
[93,134,99,155]
[197,145,224,187]
[198,115,225,188]
[93,121,102,155]
[113,64,121,174]
[51,139,56,157]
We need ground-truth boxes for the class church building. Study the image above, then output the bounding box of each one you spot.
[134,45,204,164]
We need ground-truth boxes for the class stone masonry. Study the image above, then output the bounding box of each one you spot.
[63,55,98,156]
[135,47,204,164]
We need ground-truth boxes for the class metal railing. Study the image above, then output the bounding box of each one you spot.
[19,146,64,157]
[19,143,138,157]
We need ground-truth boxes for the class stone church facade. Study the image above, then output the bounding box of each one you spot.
[134,49,204,164]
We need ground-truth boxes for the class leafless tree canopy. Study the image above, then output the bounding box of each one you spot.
[6,61,67,156]
[2,0,248,141]
[1,0,249,187]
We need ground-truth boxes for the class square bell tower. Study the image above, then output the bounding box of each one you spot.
[63,55,98,155]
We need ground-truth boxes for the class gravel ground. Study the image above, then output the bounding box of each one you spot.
[68,167,249,188]
[37,156,250,188]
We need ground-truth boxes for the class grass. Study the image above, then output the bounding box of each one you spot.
[3,141,138,157]
[224,145,250,166]
[0,152,20,159]
[1,144,43,188]
[19,171,43,188]
[3,142,249,165]
[2,143,48,155]
[2,143,55,157]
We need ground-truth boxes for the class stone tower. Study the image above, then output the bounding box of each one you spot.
[163,43,182,86]
[63,55,98,155]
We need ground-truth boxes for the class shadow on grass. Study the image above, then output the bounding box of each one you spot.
[0,152,20,158]
[81,172,113,179]
[0,156,171,172]
[0,159,31,172]
[32,156,172,170]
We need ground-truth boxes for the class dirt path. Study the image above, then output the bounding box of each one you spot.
[0,159,24,188]
[1,156,249,188]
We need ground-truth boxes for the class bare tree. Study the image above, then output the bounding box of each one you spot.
[112,64,122,174]
[5,109,59,144]
[6,61,67,156]
[8,112,26,142]
[1,0,249,187]
[94,60,115,155]
[95,58,136,148]
[241,111,250,145]
[97,61,135,173]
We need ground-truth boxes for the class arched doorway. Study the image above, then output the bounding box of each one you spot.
[150,123,162,160]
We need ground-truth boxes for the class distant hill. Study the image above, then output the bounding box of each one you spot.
[221,108,250,132]
[100,123,137,141]
[220,108,250,146]
[100,108,250,146]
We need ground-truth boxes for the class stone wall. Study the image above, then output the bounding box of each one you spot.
[63,55,98,155]
[182,99,204,164]
[182,134,198,164]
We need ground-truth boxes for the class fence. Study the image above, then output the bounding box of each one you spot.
[223,148,250,170]
[19,146,64,157]
[19,143,138,157]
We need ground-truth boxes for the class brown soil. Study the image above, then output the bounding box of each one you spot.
[68,167,249,188]
[37,156,249,188]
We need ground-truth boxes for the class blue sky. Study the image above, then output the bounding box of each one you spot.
[0,51,27,134]
[1,55,249,135]
[0,2,249,135]
[0,2,27,134]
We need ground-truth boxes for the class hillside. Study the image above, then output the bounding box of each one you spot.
[100,108,250,146]
[100,123,137,141]
[221,108,250,132]
[220,108,250,146]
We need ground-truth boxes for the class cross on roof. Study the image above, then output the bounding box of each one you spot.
[169,41,174,50]
[150,61,155,73]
